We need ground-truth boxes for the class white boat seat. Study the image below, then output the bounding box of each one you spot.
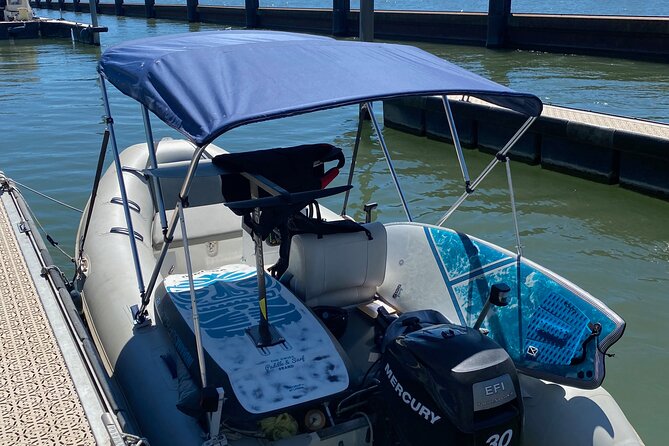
[152,203,242,249]
[153,138,228,209]
[284,221,387,308]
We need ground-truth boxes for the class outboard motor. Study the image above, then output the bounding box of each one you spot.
[378,311,523,446]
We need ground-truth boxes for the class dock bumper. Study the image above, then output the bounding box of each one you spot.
[384,96,669,199]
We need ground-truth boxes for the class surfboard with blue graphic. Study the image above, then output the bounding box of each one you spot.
[159,264,349,416]
[379,223,625,390]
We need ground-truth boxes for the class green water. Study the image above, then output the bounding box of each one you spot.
[1,11,668,444]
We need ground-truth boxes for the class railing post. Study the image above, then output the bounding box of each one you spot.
[245,0,258,28]
[186,0,198,22]
[114,0,123,16]
[487,0,511,48]
[73,0,81,12]
[89,0,100,45]
[359,0,374,42]
[145,0,155,18]
[332,0,349,37]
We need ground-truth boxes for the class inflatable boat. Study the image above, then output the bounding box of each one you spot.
[75,31,643,445]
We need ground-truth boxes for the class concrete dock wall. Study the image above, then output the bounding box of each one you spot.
[33,3,669,61]
[373,11,488,45]
[384,97,669,200]
[508,14,669,60]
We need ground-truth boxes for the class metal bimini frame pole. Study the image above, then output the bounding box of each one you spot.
[442,96,472,190]
[436,115,537,226]
[141,145,211,384]
[177,201,208,388]
[99,75,146,300]
[366,101,413,222]
[341,104,367,216]
[135,144,209,323]
[141,105,168,235]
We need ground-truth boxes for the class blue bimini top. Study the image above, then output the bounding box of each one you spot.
[98,30,543,146]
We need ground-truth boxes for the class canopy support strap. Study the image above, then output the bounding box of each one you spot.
[136,144,209,323]
[366,101,413,222]
[177,199,208,388]
[442,96,472,191]
[142,105,168,235]
[436,115,536,226]
[503,157,523,258]
[78,128,109,263]
[341,104,366,217]
[99,75,146,303]
[502,156,525,355]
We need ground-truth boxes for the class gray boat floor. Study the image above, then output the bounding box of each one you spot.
[0,190,105,445]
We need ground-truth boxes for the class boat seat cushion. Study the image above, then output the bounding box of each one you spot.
[284,222,387,307]
[152,203,242,248]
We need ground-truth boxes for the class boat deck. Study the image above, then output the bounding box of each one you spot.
[0,186,104,445]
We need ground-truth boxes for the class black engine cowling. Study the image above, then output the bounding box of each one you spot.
[378,313,523,446]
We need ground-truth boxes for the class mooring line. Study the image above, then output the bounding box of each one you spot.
[10,179,84,214]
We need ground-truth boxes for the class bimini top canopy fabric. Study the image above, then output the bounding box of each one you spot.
[99,30,543,146]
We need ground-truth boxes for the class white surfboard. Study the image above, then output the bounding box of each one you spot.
[163,264,349,414]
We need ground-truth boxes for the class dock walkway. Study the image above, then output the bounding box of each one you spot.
[0,182,105,445]
[528,103,668,139]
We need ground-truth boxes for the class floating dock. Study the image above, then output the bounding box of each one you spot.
[384,97,669,200]
[0,174,132,445]
[0,18,106,44]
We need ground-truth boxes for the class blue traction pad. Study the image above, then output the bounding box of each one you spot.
[524,293,591,365]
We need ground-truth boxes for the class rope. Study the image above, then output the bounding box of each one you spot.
[351,411,374,445]
[122,433,150,446]
[10,179,83,213]
[259,413,298,440]
[14,188,76,264]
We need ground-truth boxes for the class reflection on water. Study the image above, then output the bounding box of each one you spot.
[1,10,668,444]
[415,43,669,122]
[0,42,40,98]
